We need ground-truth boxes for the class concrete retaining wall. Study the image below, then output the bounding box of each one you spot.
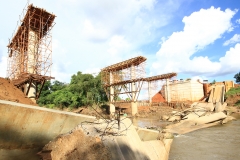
[0,100,95,149]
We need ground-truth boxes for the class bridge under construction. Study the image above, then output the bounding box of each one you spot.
[7,3,56,101]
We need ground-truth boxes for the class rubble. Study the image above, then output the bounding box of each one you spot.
[38,118,173,160]
[162,100,236,135]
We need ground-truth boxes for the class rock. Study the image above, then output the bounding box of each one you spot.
[162,115,169,121]
[168,115,181,122]
[221,116,236,124]
[171,111,178,114]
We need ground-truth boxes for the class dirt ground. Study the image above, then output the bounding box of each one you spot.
[137,103,191,118]
[38,128,111,160]
[225,94,240,106]
[0,77,36,105]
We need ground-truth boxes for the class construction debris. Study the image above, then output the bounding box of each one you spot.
[38,118,173,160]
[163,101,236,135]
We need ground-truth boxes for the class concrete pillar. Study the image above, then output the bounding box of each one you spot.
[28,29,38,74]
[131,65,137,115]
[166,79,171,103]
[148,81,152,103]
[26,29,39,101]
[109,72,115,114]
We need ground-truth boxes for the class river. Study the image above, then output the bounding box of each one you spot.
[133,113,240,160]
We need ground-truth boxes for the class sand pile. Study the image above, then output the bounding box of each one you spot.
[0,77,36,105]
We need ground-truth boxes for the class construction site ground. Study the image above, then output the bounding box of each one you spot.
[0,77,36,105]
[1,76,240,160]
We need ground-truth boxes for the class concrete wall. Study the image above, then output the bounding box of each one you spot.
[162,80,204,102]
[0,100,95,149]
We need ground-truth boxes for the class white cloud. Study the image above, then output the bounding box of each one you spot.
[223,34,240,46]
[107,35,130,56]
[0,56,7,78]
[219,43,240,74]
[0,0,213,83]
[0,40,7,78]
[82,20,110,42]
[152,7,237,77]
[236,19,240,24]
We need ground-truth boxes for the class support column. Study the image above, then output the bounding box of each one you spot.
[165,79,171,103]
[26,29,38,102]
[109,72,115,114]
[148,81,152,103]
[131,65,137,115]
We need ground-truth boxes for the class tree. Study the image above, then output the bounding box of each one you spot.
[37,81,52,106]
[234,72,240,84]
[51,80,67,91]
[37,71,108,108]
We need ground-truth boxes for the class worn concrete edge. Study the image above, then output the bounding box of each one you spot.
[0,100,96,119]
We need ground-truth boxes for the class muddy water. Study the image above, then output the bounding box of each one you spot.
[133,114,240,160]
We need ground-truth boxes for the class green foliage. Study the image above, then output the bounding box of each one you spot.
[37,71,108,108]
[234,72,240,84]
[225,86,240,98]
[212,79,216,84]
[51,80,67,91]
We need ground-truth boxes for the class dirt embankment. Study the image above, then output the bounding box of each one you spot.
[38,128,111,160]
[0,77,36,105]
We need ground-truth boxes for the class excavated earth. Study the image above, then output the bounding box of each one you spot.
[38,129,111,160]
[0,77,36,105]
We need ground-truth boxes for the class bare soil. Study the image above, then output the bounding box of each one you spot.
[137,103,191,118]
[0,77,36,105]
[38,128,111,160]
[225,94,240,106]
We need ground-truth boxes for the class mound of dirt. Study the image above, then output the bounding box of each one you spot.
[226,94,240,106]
[0,77,36,105]
[38,128,111,160]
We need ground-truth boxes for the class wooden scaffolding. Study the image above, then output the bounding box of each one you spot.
[7,4,56,99]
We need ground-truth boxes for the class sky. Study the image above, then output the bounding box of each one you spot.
[0,0,240,84]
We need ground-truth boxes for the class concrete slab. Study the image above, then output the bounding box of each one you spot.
[0,100,95,149]
[81,118,172,160]
[136,128,159,141]
[165,112,227,134]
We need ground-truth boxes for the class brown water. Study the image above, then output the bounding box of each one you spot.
[133,114,240,160]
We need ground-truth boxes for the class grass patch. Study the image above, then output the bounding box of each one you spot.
[225,86,240,98]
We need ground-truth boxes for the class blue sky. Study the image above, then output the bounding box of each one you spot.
[0,0,240,84]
